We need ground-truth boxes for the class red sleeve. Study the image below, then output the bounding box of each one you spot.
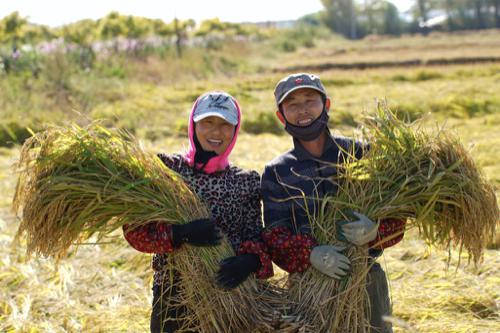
[238,241,274,279]
[122,222,176,254]
[369,218,406,249]
[262,226,317,273]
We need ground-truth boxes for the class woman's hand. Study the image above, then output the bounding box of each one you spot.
[171,218,222,247]
[215,254,261,290]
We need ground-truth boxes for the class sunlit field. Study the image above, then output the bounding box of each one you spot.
[1,28,499,332]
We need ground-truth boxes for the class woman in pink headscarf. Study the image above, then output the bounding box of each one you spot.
[122,91,273,333]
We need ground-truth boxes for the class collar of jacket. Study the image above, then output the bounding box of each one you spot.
[292,128,336,161]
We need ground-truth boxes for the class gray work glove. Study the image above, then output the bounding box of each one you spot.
[340,212,379,246]
[310,245,350,279]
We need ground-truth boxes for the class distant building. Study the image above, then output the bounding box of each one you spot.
[419,13,448,29]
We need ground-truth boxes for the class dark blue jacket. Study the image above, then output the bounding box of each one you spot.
[262,131,363,233]
[261,131,386,258]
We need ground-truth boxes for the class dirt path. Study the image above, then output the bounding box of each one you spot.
[275,55,500,72]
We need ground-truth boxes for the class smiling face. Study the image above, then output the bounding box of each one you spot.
[195,116,236,155]
[279,88,328,126]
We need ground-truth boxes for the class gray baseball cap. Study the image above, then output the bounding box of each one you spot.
[193,91,239,125]
[274,73,327,106]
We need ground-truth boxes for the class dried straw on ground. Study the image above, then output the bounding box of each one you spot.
[287,108,499,332]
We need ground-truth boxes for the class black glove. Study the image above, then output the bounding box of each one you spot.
[171,218,222,248]
[215,254,261,290]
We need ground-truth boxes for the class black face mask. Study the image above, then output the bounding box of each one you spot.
[193,132,217,166]
[283,108,329,141]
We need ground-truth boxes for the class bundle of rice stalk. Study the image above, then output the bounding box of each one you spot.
[12,123,208,259]
[167,244,304,332]
[11,123,302,332]
[287,108,499,332]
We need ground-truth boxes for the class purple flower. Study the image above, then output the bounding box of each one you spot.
[12,49,21,59]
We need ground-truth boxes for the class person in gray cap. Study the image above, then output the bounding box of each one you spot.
[261,73,406,333]
[123,91,273,332]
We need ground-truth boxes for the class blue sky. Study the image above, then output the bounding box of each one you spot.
[0,0,415,27]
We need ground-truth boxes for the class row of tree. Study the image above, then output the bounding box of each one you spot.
[320,0,500,39]
[417,0,500,30]
[2,1,500,47]
[0,11,256,50]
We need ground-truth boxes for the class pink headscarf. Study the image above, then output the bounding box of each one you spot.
[183,91,241,174]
